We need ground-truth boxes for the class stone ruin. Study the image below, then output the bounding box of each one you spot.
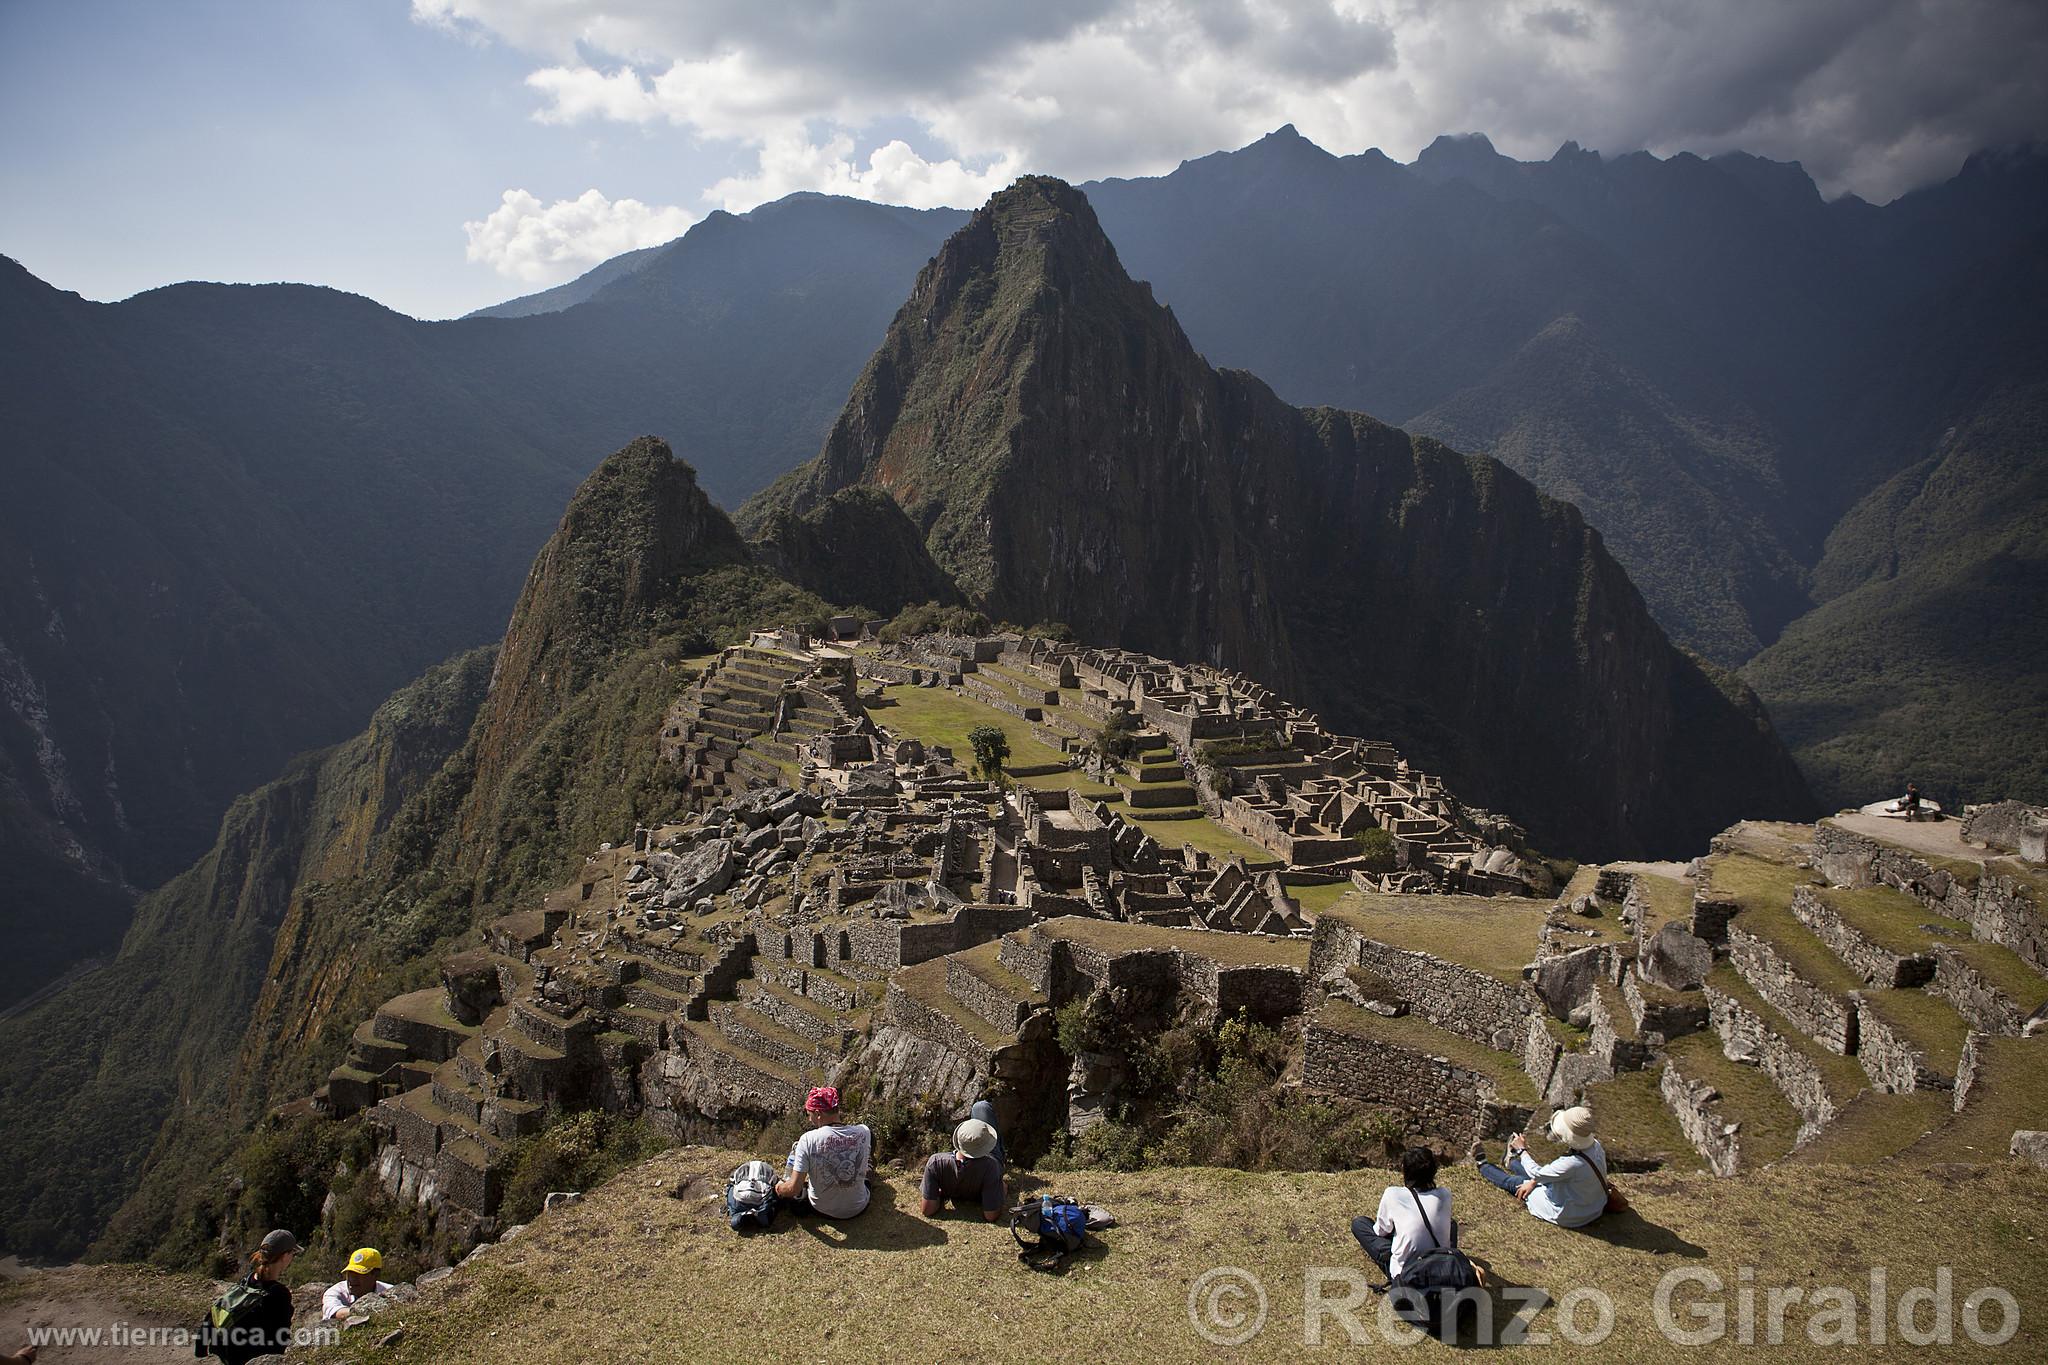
[301,630,2048,1244]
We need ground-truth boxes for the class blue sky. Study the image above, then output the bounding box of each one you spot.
[4,0,2044,320]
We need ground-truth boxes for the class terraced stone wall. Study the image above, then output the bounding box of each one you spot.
[1706,986,1841,1137]
[1301,1015,1529,1143]
[1726,925,1857,1054]
[1310,919,1531,1049]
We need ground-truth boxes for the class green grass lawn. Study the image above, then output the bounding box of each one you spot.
[1285,879,1354,916]
[1134,810,1276,864]
[1322,895,1552,982]
[875,684,1116,797]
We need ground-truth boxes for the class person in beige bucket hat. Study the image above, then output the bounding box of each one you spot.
[1473,1105,1614,1228]
[921,1112,1007,1220]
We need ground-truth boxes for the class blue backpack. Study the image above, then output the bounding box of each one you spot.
[1009,1194,1108,1272]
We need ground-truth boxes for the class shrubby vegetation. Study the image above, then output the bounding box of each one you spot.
[1355,827,1398,873]
[500,1112,667,1226]
[1045,1003,1402,1175]
[877,600,992,642]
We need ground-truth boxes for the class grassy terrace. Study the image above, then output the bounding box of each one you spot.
[1511,1065,1706,1172]
[1947,938,2048,1014]
[1860,987,1972,1073]
[873,684,1119,798]
[1912,1035,2048,1161]
[1705,963,1867,1103]
[1630,872,1694,938]
[1283,878,1354,916]
[1786,1090,1954,1165]
[1316,1000,1536,1104]
[1662,1031,1803,1166]
[1709,854,1863,996]
[1811,883,1965,956]
[1035,916,1308,968]
[892,958,1014,1049]
[1322,894,1549,982]
[1132,809,1274,864]
[306,1146,2048,1363]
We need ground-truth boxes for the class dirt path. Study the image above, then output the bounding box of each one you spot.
[0,1263,227,1364]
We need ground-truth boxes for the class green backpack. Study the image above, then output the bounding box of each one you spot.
[201,1279,266,1351]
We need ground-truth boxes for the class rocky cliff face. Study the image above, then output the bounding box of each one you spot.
[0,647,494,1260]
[12,440,834,1261]
[744,178,1812,857]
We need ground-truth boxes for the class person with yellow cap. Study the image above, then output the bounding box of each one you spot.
[321,1247,394,1322]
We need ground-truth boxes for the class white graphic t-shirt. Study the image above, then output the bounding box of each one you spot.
[789,1122,872,1218]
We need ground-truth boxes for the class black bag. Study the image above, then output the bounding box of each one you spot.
[1383,1190,1481,1335]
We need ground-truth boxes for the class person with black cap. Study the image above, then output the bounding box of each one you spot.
[203,1228,300,1362]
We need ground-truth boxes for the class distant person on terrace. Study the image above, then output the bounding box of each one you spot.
[777,1086,873,1220]
[920,1108,1005,1221]
[1474,1106,1610,1228]
[1889,782,1925,818]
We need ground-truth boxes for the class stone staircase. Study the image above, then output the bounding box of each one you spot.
[667,934,880,1117]
[661,647,846,800]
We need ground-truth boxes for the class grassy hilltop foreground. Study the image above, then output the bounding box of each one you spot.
[269,1147,2048,1363]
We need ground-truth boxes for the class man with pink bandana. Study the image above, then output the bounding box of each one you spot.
[776,1086,873,1220]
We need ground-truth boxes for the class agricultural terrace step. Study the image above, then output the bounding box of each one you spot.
[613,1005,669,1051]
[773,963,866,1011]
[1704,964,1866,1109]
[950,939,1046,1006]
[676,1019,814,1102]
[1904,1035,2048,1162]
[1319,895,1548,984]
[372,989,480,1062]
[1574,1067,1707,1173]
[1793,883,1945,986]
[1032,916,1309,969]
[737,976,846,1043]
[1660,1031,1803,1173]
[1856,987,1971,1090]
[622,955,700,994]
[1934,937,2048,1033]
[1781,1090,1954,1166]
[623,979,694,1016]
[1310,1000,1537,1107]
[711,1001,836,1074]
[891,958,1015,1051]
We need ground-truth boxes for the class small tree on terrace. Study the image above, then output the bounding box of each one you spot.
[967,724,1011,783]
[1356,826,1399,874]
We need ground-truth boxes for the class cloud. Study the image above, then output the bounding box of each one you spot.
[421,0,2048,208]
[462,188,695,281]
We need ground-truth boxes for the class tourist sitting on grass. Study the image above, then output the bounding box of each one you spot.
[1351,1146,1456,1280]
[776,1086,874,1220]
[921,1113,1005,1220]
[1473,1106,1610,1228]
[321,1246,394,1321]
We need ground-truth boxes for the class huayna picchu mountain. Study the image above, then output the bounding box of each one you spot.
[742,177,1811,859]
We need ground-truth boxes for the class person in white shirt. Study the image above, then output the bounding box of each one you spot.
[776,1086,874,1220]
[321,1246,394,1321]
[1352,1147,1456,1280]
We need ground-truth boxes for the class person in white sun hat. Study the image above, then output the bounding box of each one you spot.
[1473,1105,1615,1228]
[920,1111,1007,1221]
